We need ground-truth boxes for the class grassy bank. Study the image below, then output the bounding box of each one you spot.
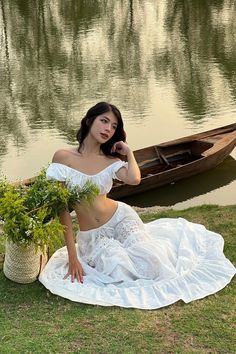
[0,205,235,353]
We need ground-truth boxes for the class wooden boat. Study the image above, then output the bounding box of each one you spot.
[108,123,236,199]
[18,123,236,199]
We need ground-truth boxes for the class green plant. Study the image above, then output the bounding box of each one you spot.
[0,169,99,251]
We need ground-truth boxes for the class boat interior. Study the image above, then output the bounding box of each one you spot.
[136,140,214,178]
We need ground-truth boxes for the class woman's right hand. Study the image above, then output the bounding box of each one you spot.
[64,257,84,283]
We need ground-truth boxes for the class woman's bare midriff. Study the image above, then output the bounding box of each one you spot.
[73,195,118,231]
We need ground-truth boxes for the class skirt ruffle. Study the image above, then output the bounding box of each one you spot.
[39,202,235,309]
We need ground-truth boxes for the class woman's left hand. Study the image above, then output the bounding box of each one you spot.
[111,141,131,156]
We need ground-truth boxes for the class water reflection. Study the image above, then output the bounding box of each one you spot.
[162,0,236,121]
[0,0,236,205]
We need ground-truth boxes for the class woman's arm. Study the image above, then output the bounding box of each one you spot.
[50,149,84,282]
[60,209,84,283]
[111,141,141,185]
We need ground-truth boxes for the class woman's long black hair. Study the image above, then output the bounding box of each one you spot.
[76,102,126,157]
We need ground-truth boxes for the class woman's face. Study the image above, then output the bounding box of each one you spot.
[89,111,118,144]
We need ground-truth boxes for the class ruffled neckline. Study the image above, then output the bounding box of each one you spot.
[50,161,121,177]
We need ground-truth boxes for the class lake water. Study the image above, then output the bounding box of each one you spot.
[0,0,236,208]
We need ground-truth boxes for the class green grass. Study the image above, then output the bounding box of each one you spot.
[0,205,235,353]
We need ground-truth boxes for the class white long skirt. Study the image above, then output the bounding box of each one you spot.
[39,202,235,309]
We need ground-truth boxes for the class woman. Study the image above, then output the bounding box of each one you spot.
[39,102,235,309]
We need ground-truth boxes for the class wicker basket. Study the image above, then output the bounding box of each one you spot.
[3,240,48,284]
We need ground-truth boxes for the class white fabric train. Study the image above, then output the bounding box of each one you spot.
[39,201,236,309]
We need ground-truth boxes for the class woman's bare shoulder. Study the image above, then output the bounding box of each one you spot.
[52,148,77,163]
[106,155,121,162]
[103,156,122,167]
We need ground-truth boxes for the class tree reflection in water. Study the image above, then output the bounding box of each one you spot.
[0,0,236,162]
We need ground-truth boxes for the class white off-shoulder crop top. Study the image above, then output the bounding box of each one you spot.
[46,161,128,195]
